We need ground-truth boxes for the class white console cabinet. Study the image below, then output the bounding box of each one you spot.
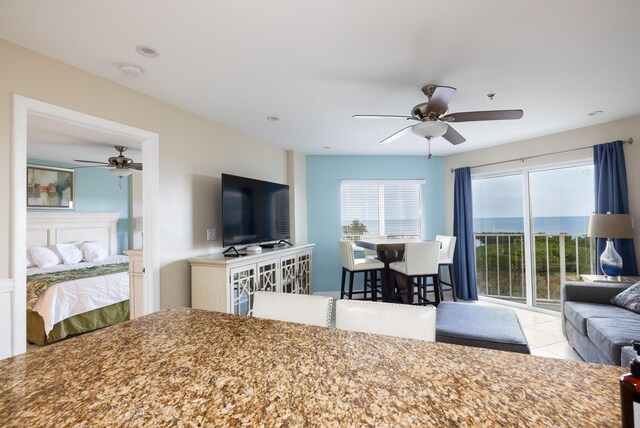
[189,244,314,316]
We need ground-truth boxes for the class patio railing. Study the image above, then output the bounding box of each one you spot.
[474,233,596,309]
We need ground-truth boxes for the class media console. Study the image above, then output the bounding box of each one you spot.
[189,244,314,316]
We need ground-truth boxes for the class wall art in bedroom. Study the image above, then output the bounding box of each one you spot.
[27,165,75,209]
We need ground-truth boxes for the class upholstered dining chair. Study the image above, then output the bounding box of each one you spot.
[389,241,441,306]
[335,299,436,341]
[338,240,384,301]
[252,291,333,327]
[436,235,458,302]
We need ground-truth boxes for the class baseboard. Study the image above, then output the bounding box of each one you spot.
[313,291,340,300]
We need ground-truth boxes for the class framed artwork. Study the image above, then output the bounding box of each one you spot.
[27,165,75,209]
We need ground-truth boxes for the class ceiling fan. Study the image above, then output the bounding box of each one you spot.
[74,145,142,177]
[353,84,523,158]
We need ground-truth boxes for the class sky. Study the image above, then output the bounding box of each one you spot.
[472,165,594,219]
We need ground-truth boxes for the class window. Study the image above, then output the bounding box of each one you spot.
[472,163,595,311]
[340,180,424,240]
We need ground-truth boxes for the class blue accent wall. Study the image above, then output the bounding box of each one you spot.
[27,158,131,254]
[306,155,445,293]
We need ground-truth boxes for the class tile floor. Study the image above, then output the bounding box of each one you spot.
[476,299,583,362]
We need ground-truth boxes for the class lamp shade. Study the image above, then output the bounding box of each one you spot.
[110,168,133,177]
[587,214,633,239]
[411,121,448,139]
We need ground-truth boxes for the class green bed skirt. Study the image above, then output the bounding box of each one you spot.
[27,300,130,346]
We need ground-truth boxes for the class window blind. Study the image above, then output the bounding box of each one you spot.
[340,180,424,239]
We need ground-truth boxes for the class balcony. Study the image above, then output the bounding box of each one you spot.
[475,233,596,311]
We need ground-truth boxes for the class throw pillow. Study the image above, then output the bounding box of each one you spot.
[611,282,640,314]
[81,241,108,262]
[56,243,83,265]
[27,249,35,268]
[29,246,62,269]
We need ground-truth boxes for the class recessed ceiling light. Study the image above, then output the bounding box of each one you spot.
[119,63,143,78]
[321,146,331,150]
[588,110,604,116]
[266,116,280,121]
[136,45,159,58]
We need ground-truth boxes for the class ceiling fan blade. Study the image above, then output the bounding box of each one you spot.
[442,124,466,145]
[379,125,414,145]
[353,114,417,120]
[426,86,457,116]
[442,109,524,122]
[73,159,109,165]
[129,163,143,171]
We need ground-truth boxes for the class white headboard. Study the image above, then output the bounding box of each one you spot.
[27,212,121,255]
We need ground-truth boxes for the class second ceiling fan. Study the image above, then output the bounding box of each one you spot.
[354,84,523,157]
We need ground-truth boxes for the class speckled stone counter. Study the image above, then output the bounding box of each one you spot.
[0,307,626,427]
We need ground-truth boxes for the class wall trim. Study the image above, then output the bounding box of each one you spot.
[0,279,14,294]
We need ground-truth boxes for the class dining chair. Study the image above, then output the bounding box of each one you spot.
[389,241,441,306]
[252,291,333,327]
[338,240,384,301]
[436,235,458,302]
[335,299,436,341]
[352,235,387,259]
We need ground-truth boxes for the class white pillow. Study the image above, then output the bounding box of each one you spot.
[27,250,35,268]
[81,242,108,262]
[29,246,62,268]
[56,243,83,265]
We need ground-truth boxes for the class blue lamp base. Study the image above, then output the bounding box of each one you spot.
[600,239,623,278]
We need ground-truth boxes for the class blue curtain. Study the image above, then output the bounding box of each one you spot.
[453,167,478,300]
[594,140,638,275]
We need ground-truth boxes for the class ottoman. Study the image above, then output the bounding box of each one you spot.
[436,301,530,354]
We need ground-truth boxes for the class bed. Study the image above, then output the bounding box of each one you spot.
[26,212,130,345]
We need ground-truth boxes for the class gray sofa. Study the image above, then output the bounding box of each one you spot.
[561,281,640,367]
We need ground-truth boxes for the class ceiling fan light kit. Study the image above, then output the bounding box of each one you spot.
[109,168,134,177]
[354,84,524,158]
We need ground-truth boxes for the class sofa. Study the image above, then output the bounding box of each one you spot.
[561,281,640,367]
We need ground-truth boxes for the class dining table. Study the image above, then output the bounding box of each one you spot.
[0,307,625,427]
[355,237,422,302]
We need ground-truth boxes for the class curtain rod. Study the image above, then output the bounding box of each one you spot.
[450,138,633,173]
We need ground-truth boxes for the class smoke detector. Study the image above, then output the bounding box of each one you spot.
[119,63,143,78]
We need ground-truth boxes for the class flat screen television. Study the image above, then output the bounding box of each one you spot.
[222,173,290,247]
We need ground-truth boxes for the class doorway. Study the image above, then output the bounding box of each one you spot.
[9,95,160,358]
[472,162,596,311]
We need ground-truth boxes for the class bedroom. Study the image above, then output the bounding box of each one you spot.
[24,114,143,347]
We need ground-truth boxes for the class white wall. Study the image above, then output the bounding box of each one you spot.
[0,39,298,312]
[443,115,640,268]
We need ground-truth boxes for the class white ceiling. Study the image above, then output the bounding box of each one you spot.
[28,113,142,165]
[3,1,640,157]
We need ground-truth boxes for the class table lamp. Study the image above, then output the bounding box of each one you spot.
[587,213,634,278]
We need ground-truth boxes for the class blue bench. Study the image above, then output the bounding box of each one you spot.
[436,301,530,354]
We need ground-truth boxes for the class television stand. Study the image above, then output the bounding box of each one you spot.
[260,240,292,249]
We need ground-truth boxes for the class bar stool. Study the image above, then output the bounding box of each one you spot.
[338,240,384,301]
[436,235,457,302]
[389,241,441,306]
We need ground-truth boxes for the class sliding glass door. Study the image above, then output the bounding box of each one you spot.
[472,163,595,310]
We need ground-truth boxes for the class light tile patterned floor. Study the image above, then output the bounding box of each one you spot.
[476,300,583,362]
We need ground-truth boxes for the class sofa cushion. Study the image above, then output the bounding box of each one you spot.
[564,301,640,335]
[586,318,640,366]
[611,282,640,314]
[621,346,638,368]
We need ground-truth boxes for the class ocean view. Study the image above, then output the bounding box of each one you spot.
[473,216,590,236]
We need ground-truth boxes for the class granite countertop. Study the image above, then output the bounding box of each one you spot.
[0,307,626,427]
